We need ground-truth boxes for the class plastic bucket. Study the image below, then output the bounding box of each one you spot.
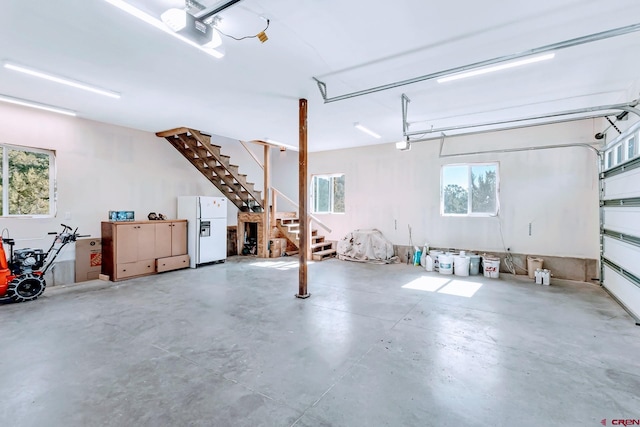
[454,256,470,277]
[527,256,544,279]
[469,255,481,276]
[483,256,500,278]
[430,250,443,272]
[439,254,453,275]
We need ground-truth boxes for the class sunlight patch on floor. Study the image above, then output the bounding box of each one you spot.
[250,260,315,270]
[402,276,483,298]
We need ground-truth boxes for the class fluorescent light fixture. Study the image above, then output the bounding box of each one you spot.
[103,0,224,58]
[354,123,381,139]
[0,94,76,116]
[4,62,121,99]
[437,53,556,83]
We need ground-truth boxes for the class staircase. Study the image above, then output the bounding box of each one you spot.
[276,217,336,261]
[156,127,263,212]
[158,127,336,261]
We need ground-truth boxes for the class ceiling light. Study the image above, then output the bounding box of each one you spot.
[103,0,224,58]
[0,94,76,116]
[4,62,121,99]
[437,53,556,83]
[354,123,381,139]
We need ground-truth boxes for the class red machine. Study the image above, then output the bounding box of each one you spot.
[0,224,85,303]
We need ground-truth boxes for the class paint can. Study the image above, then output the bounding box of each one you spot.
[454,256,470,277]
[439,254,453,275]
[482,256,500,279]
[430,250,443,272]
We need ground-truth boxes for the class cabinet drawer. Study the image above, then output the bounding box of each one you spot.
[156,254,190,273]
[117,259,156,279]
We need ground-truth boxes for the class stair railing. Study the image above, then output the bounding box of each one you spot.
[271,187,331,234]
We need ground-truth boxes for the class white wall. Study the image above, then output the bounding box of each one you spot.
[0,103,271,252]
[309,120,601,259]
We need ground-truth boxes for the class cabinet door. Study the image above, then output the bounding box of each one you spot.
[137,224,157,260]
[155,223,173,259]
[171,221,187,255]
[116,224,139,264]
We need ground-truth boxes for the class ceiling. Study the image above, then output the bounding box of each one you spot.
[1,0,639,151]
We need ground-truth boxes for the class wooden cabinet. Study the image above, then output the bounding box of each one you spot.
[101,220,189,281]
[154,221,187,258]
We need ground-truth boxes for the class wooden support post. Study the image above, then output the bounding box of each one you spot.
[297,98,310,299]
[263,144,270,258]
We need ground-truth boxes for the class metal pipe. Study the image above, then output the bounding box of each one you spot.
[406,113,610,143]
[405,101,638,137]
[410,114,608,143]
[315,23,640,103]
[438,139,600,158]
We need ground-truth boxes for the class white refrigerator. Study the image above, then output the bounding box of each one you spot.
[177,196,227,268]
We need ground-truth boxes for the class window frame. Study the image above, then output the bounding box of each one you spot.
[310,173,345,214]
[440,162,500,217]
[1,143,56,218]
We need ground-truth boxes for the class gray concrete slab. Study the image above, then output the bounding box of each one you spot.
[0,257,638,427]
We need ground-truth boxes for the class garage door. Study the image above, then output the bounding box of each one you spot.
[601,124,640,323]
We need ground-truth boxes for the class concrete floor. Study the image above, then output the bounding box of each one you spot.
[1,256,639,427]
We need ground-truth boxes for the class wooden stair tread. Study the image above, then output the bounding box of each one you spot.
[312,248,337,260]
[160,127,264,211]
[311,241,332,249]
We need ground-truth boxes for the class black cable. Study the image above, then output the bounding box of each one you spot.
[216,18,269,41]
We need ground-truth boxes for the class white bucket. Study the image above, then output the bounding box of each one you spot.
[430,250,443,272]
[483,257,500,278]
[454,256,470,277]
[439,254,453,275]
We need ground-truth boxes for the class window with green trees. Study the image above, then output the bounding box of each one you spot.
[441,163,498,216]
[1,144,55,216]
[311,173,345,214]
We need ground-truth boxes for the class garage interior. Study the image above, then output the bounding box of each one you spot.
[1,0,640,426]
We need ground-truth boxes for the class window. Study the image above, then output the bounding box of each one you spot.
[1,144,55,216]
[311,173,345,213]
[605,150,613,169]
[441,163,499,216]
[615,144,623,165]
[627,134,637,161]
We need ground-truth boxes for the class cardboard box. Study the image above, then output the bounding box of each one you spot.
[75,238,102,282]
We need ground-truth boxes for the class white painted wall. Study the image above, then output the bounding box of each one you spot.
[309,120,601,259]
[0,103,269,254]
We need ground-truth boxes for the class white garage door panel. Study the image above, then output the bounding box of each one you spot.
[603,168,640,199]
[603,265,640,320]
[603,236,640,278]
[602,207,640,236]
